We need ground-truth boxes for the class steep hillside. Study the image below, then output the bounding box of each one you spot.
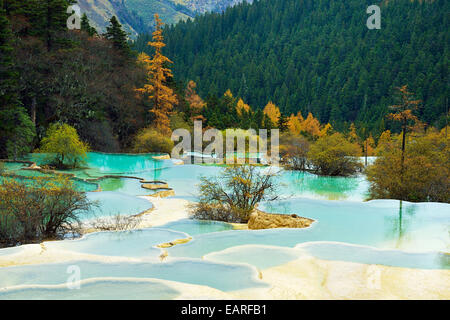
[77,0,248,37]
[77,0,146,37]
[161,0,449,133]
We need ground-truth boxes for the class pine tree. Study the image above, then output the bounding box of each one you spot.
[136,14,178,136]
[0,2,35,158]
[81,13,97,37]
[42,0,75,50]
[105,16,131,56]
[277,113,289,132]
[387,85,421,182]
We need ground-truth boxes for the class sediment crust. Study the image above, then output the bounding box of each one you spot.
[248,210,314,230]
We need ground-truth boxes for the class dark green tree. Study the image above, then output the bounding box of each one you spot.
[278,113,289,132]
[105,16,131,56]
[80,13,97,37]
[0,2,35,158]
[158,0,448,135]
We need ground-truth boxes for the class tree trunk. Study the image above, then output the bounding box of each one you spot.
[400,120,407,199]
[365,140,368,166]
[31,96,36,126]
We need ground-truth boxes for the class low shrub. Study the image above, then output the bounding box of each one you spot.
[132,127,174,154]
[0,176,93,247]
[308,133,362,176]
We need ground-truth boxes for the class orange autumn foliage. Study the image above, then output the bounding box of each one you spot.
[287,113,302,134]
[236,98,251,116]
[136,14,178,136]
[263,101,281,125]
[287,111,332,139]
[185,80,205,115]
[301,112,321,138]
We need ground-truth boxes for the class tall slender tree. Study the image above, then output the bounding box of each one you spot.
[0,1,35,158]
[80,13,97,37]
[387,85,421,185]
[105,16,130,56]
[136,14,177,136]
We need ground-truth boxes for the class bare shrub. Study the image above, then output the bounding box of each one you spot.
[190,165,280,223]
[90,214,143,231]
[0,176,93,247]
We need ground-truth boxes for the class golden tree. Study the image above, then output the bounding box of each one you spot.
[185,80,205,115]
[300,112,321,138]
[348,123,359,143]
[263,101,281,125]
[319,123,333,137]
[387,85,421,178]
[287,113,302,134]
[136,14,178,136]
[236,98,251,116]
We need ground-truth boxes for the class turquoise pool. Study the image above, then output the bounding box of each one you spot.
[0,152,448,299]
[167,199,449,259]
[22,152,172,178]
[81,191,153,220]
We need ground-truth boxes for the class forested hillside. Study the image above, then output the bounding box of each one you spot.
[0,0,150,157]
[158,0,449,134]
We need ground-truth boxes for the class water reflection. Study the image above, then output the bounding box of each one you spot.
[385,200,417,248]
[280,170,369,201]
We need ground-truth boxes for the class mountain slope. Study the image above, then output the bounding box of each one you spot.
[161,0,449,133]
[77,0,249,37]
[77,0,147,37]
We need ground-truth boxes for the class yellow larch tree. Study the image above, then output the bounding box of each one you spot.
[363,134,376,156]
[348,123,359,144]
[185,80,205,115]
[136,14,178,136]
[287,113,302,134]
[263,101,281,126]
[319,123,333,137]
[300,112,321,138]
[224,89,233,99]
[375,130,392,155]
[236,98,251,116]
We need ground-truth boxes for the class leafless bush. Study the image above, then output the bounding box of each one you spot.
[190,165,280,223]
[90,214,143,231]
[0,176,93,247]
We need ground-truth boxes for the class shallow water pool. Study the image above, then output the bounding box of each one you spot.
[0,259,267,292]
[80,191,153,220]
[167,199,450,259]
[44,228,188,258]
[0,279,180,300]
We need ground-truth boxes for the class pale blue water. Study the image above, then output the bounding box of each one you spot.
[80,191,153,220]
[1,153,449,299]
[204,242,449,270]
[44,228,187,258]
[167,199,449,259]
[0,260,266,292]
[205,245,302,269]
[296,242,449,270]
[0,279,180,300]
[159,219,234,236]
